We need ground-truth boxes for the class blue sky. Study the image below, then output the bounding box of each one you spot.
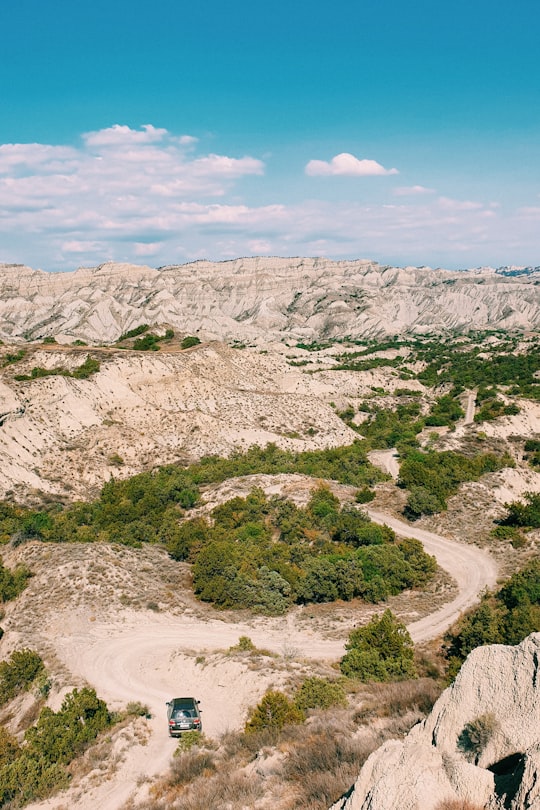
[1,0,539,271]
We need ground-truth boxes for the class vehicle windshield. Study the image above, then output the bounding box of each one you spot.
[173,709,194,719]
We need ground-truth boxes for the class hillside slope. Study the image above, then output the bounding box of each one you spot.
[1,258,539,343]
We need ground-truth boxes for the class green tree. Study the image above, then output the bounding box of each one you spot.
[340,609,416,681]
[503,492,540,528]
[245,690,304,733]
[0,650,44,704]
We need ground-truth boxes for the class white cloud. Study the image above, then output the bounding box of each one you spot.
[191,154,264,178]
[61,240,104,253]
[437,196,484,211]
[134,242,161,256]
[83,124,168,147]
[394,185,435,196]
[305,152,398,177]
[0,143,78,172]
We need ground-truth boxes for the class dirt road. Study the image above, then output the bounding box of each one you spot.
[27,501,498,810]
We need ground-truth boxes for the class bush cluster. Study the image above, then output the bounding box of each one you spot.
[399,448,513,518]
[245,676,347,733]
[0,558,31,602]
[177,486,436,613]
[13,355,100,382]
[416,338,539,400]
[445,558,540,675]
[502,491,540,528]
[0,442,384,549]
[0,687,112,806]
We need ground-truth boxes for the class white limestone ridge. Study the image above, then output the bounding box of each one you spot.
[1,257,539,343]
[330,633,540,810]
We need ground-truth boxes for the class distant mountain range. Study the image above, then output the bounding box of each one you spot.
[1,257,539,343]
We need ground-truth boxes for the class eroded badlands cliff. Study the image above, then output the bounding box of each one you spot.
[1,258,539,343]
[331,633,540,810]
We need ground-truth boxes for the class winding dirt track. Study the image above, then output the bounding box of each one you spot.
[31,504,498,810]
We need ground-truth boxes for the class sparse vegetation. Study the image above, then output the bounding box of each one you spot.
[399,448,513,518]
[1,349,26,367]
[13,355,100,382]
[457,712,499,762]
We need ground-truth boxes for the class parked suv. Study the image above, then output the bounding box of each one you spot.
[166,697,202,736]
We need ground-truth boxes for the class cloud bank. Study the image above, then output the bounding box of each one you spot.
[0,125,536,270]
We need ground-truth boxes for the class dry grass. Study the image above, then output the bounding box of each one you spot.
[283,728,376,810]
[145,769,265,810]
[353,678,442,722]
[167,751,217,787]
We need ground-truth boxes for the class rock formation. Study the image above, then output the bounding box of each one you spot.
[0,343,356,501]
[1,258,539,343]
[330,633,540,810]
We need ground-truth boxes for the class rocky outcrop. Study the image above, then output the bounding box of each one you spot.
[1,258,539,343]
[331,634,540,810]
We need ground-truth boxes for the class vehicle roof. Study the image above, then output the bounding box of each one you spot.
[170,697,198,706]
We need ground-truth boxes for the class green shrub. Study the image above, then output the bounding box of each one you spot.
[25,687,111,766]
[181,335,201,349]
[71,355,100,379]
[0,559,31,602]
[1,350,26,367]
[117,324,150,342]
[0,727,19,769]
[230,636,256,652]
[125,701,150,717]
[294,677,347,712]
[245,690,304,733]
[355,487,376,503]
[0,687,112,806]
[174,731,206,753]
[457,713,499,762]
[340,610,416,682]
[0,650,44,704]
[503,492,540,528]
[133,334,161,351]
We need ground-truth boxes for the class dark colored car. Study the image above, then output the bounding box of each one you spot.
[166,697,202,736]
